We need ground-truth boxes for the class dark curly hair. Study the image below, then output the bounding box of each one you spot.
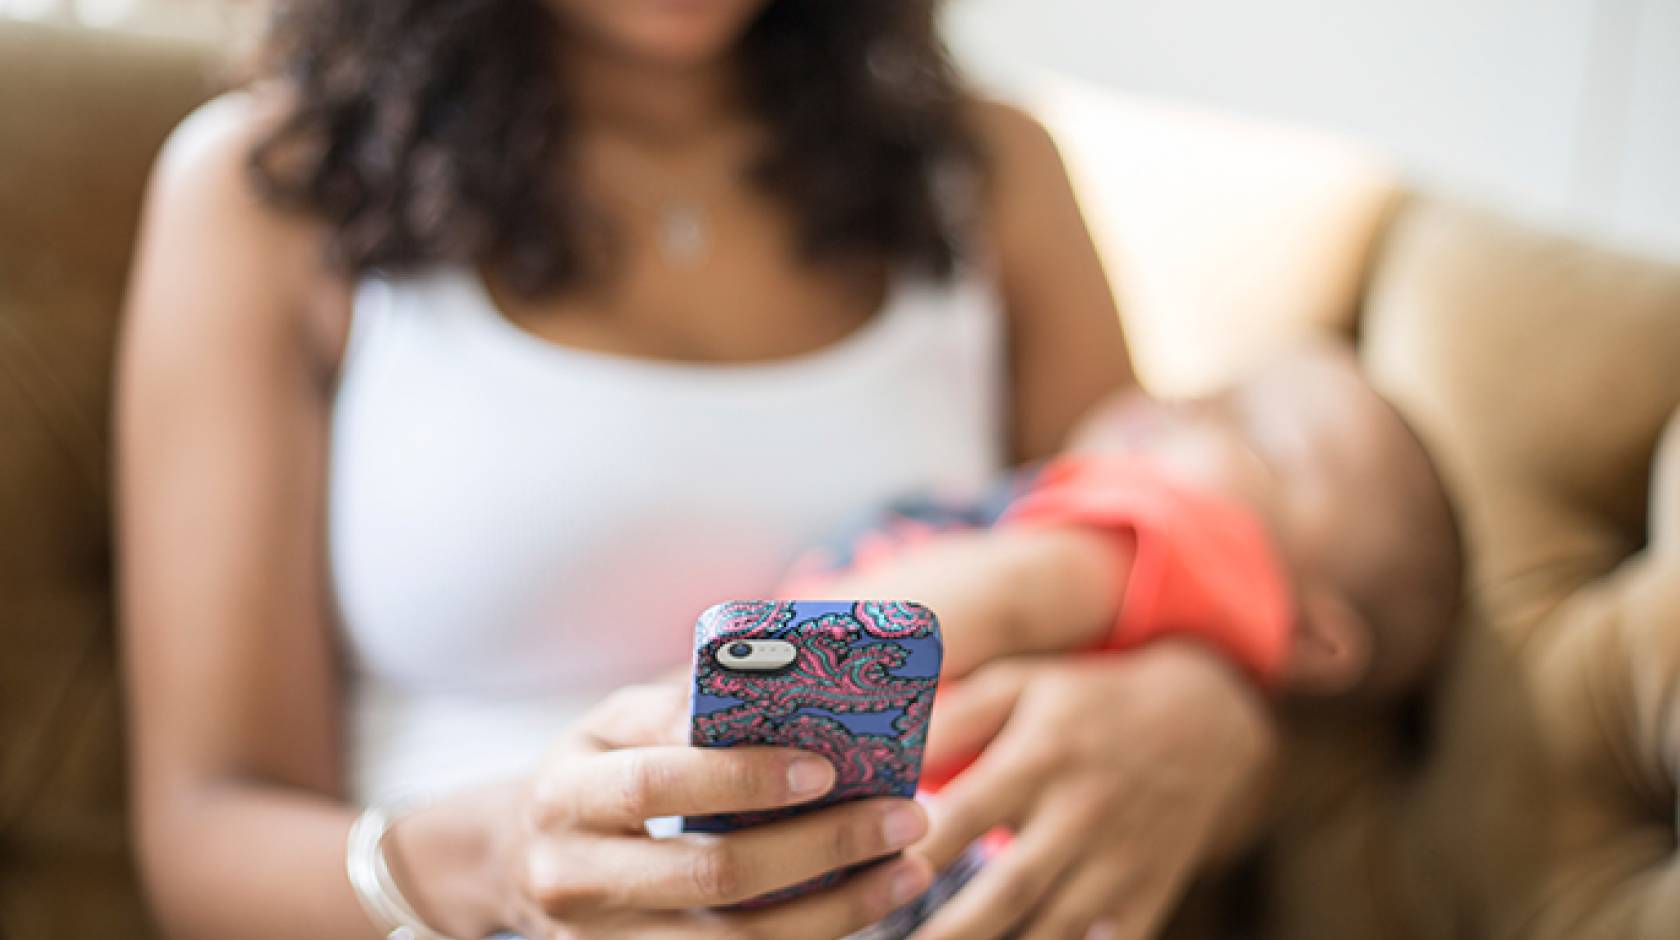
[249,0,980,297]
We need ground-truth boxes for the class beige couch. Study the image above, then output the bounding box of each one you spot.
[2,19,1676,939]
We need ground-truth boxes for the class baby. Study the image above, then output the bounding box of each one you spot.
[787,341,1465,936]
[784,339,1464,709]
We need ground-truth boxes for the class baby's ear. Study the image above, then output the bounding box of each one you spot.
[1282,585,1374,696]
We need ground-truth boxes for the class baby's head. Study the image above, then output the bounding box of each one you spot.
[1071,341,1463,700]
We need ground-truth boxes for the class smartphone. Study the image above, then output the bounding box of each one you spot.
[685,599,943,903]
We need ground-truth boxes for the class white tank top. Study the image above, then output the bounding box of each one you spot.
[328,265,1008,803]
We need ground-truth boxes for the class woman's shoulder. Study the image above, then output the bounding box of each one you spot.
[137,86,351,370]
[150,85,318,244]
[159,87,280,169]
[962,96,1072,198]
[958,94,1089,271]
[964,97,1061,164]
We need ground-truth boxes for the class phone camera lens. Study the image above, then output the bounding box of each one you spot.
[727,641,753,658]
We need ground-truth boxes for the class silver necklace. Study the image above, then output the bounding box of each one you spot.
[596,141,735,267]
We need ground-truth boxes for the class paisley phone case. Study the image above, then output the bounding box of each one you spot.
[685,600,943,901]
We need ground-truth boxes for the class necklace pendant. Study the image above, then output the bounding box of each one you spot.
[659,202,708,264]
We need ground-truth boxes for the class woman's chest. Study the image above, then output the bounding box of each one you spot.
[488,205,891,367]
[326,277,1007,695]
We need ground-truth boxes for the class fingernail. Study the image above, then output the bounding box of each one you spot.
[787,757,833,797]
[888,860,931,907]
[1085,921,1118,940]
[881,803,927,849]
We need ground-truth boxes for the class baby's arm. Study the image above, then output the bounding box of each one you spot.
[792,455,1296,684]
[795,526,1131,678]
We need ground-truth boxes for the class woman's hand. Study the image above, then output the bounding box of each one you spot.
[389,683,934,940]
[908,643,1276,940]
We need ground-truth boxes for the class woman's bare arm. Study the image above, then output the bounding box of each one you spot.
[116,93,492,939]
[973,100,1135,464]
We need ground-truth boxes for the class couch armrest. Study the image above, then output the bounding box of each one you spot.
[1517,407,1680,938]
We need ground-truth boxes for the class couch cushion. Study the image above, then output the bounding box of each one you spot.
[0,21,214,937]
[1033,74,1402,396]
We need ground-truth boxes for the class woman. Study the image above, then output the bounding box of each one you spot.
[117,1,1268,937]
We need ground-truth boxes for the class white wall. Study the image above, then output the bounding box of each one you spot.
[943,0,1680,261]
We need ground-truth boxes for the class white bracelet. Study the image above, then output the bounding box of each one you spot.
[346,801,457,940]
